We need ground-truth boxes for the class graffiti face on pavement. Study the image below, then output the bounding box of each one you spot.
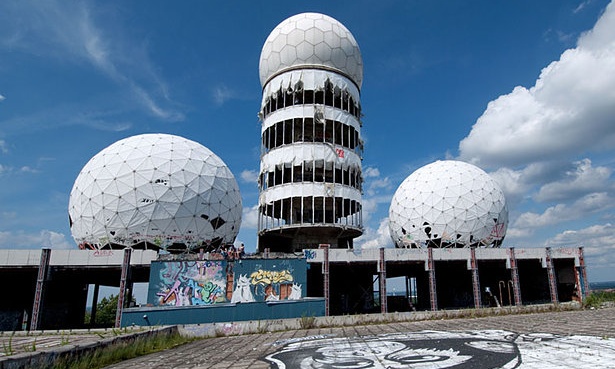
[264,330,615,368]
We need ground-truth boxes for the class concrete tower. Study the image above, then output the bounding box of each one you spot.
[257,13,364,252]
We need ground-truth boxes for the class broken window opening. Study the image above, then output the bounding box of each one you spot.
[261,117,360,151]
[262,88,361,120]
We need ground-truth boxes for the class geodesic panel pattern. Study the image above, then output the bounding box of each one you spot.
[259,12,363,88]
[68,134,242,250]
[389,160,508,248]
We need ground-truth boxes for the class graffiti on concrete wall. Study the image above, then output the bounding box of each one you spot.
[149,258,308,306]
[264,330,615,368]
[153,260,227,306]
[231,259,306,303]
[230,269,303,302]
[230,274,255,303]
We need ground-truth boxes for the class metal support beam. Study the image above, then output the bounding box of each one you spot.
[31,248,51,331]
[378,247,387,314]
[115,248,132,328]
[545,247,558,304]
[508,248,522,306]
[319,244,330,316]
[470,247,481,309]
[427,248,438,311]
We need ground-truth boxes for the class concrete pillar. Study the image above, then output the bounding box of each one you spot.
[578,246,591,298]
[470,247,481,309]
[545,247,558,304]
[115,248,132,328]
[378,247,387,314]
[319,244,330,316]
[508,248,522,306]
[428,248,437,311]
[31,248,51,331]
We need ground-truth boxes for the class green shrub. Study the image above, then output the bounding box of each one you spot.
[583,290,615,309]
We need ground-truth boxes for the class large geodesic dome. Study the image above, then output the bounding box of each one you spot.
[259,12,363,88]
[68,133,242,251]
[389,160,508,248]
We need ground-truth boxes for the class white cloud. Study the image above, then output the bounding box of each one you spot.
[488,167,532,205]
[361,194,393,226]
[544,223,615,277]
[241,204,259,230]
[362,166,392,197]
[459,1,615,168]
[534,159,612,202]
[0,139,7,154]
[0,229,72,249]
[20,166,39,173]
[488,161,571,205]
[213,85,235,105]
[363,167,380,178]
[0,1,183,123]
[512,192,615,230]
[0,94,5,102]
[573,1,591,14]
[366,177,391,197]
[355,217,394,250]
[240,169,259,184]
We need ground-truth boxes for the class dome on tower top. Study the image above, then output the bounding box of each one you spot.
[259,12,363,89]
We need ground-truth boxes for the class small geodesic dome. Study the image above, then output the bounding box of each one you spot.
[68,133,242,251]
[389,160,507,248]
[259,12,363,88]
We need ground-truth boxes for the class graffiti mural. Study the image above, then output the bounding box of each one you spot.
[232,258,307,303]
[150,260,227,306]
[147,258,307,306]
[264,330,615,368]
[231,274,255,303]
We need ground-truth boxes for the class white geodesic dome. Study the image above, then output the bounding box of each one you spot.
[259,12,363,88]
[68,133,242,251]
[389,160,508,248]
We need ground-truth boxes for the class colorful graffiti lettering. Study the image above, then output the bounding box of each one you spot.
[250,269,293,286]
[155,261,226,306]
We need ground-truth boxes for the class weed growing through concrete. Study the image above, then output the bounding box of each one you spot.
[299,314,316,329]
[2,332,14,356]
[22,337,37,352]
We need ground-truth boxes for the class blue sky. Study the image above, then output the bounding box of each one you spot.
[1,0,615,283]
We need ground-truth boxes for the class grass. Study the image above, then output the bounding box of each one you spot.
[2,332,14,356]
[49,331,196,369]
[299,313,316,329]
[583,290,615,309]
